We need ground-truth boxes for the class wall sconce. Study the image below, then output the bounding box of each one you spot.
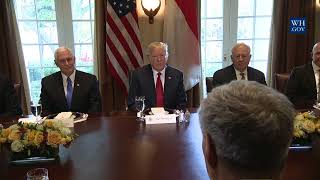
[141,0,161,24]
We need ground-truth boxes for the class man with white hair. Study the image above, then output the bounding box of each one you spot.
[128,41,187,110]
[199,80,294,180]
[40,47,101,115]
[211,43,267,90]
[286,42,320,109]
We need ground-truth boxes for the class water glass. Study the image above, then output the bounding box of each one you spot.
[31,101,42,117]
[135,96,145,122]
[26,168,49,180]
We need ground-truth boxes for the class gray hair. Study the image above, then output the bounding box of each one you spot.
[147,42,168,58]
[231,42,251,54]
[54,47,73,60]
[199,80,294,170]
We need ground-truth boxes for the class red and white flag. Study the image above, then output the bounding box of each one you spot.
[163,0,200,90]
[106,0,143,94]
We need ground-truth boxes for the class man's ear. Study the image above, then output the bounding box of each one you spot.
[203,133,218,178]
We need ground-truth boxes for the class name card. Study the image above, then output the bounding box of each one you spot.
[145,114,177,124]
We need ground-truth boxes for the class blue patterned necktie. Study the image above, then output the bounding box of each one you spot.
[66,77,73,109]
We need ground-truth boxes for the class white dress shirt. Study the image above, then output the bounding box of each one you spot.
[61,70,76,97]
[152,67,166,88]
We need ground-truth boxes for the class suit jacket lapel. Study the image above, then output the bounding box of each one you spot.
[306,63,316,91]
[164,67,172,106]
[146,65,156,107]
[228,65,237,80]
[71,71,81,109]
[56,73,69,110]
[247,67,254,81]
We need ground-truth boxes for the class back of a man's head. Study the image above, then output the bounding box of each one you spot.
[199,80,295,179]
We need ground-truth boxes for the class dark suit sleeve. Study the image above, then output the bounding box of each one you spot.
[212,72,223,88]
[285,68,314,108]
[127,71,138,111]
[176,72,187,110]
[87,77,102,113]
[0,78,22,117]
[258,72,267,86]
[40,78,52,116]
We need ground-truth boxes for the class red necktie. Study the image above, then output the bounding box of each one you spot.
[156,72,164,107]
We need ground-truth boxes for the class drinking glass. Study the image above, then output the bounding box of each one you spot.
[30,101,42,119]
[135,96,145,122]
[26,168,49,180]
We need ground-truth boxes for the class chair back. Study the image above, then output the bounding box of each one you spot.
[206,77,213,93]
[274,73,290,94]
[13,83,21,104]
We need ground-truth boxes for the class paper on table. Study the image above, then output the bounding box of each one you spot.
[74,114,88,123]
[151,107,166,115]
[18,116,42,124]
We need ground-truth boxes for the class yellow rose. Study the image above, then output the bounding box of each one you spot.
[8,130,21,141]
[60,138,67,145]
[47,131,62,147]
[301,120,316,133]
[0,137,6,143]
[33,131,44,145]
[315,121,320,133]
[293,129,306,138]
[2,128,11,138]
[65,136,72,142]
[25,130,36,142]
[44,120,54,128]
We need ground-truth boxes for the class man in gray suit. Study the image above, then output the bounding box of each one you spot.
[128,42,187,110]
[40,47,101,115]
[212,43,266,89]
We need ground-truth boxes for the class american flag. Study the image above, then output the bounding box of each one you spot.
[106,0,143,94]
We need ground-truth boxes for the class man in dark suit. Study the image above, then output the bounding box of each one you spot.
[0,74,22,118]
[40,47,101,115]
[286,42,320,109]
[212,43,267,89]
[128,42,187,110]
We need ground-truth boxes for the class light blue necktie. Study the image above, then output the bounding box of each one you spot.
[66,77,73,109]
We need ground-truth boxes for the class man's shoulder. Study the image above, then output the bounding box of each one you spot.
[248,66,264,75]
[166,65,183,75]
[213,65,233,76]
[292,63,312,72]
[76,70,97,80]
[42,71,60,82]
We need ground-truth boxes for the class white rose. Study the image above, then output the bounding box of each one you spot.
[11,140,24,152]
[60,128,71,136]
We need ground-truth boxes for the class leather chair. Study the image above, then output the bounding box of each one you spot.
[13,83,21,104]
[274,73,290,94]
[206,77,213,93]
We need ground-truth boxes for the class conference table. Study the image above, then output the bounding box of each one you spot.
[0,111,319,180]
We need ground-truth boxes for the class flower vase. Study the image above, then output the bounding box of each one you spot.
[7,145,59,164]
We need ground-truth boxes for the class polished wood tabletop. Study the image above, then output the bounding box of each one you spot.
[0,112,319,180]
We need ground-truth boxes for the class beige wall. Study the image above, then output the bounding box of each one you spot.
[137,0,165,65]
